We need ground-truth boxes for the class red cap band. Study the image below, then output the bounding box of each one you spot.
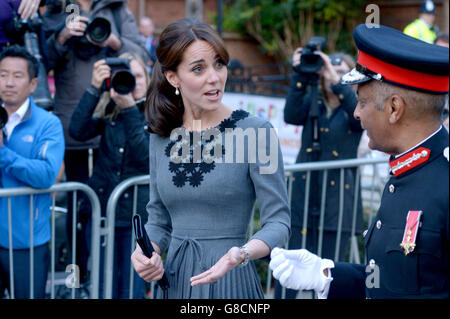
[358,51,449,93]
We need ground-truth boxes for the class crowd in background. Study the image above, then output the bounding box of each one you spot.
[0,0,158,299]
[0,0,448,299]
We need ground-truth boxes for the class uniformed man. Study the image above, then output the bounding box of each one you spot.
[270,24,449,299]
[404,0,439,44]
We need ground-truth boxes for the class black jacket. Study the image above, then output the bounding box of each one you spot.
[284,71,363,232]
[69,85,149,226]
[329,127,449,298]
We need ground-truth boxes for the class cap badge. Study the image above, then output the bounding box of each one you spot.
[400,210,422,256]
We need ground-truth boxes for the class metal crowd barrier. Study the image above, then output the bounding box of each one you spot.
[272,157,388,298]
[0,182,101,299]
[104,175,150,299]
[103,157,388,299]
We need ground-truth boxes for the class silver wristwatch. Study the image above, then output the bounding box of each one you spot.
[239,246,249,267]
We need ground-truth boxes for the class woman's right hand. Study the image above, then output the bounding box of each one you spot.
[58,15,89,45]
[131,243,165,282]
[91,59,111,89]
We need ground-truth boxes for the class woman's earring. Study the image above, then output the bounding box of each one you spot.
[175,87,180,95]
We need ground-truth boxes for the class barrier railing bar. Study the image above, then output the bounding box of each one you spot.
[301,171,311,249]
[71,191,77,299]
[8,197,14,299]
[334,169,345,261]
[350,168,361,264]
[0,182,101,299]
[51,192,56,299]
[317,170,328,257]
[287,157,387,171]
[104,175,150,299]
[129,184,139,299]
[29,194,34,299]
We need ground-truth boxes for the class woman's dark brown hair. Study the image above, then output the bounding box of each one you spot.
[145,18,230,137]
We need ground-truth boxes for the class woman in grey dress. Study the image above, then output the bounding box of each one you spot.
[131,18,291,299]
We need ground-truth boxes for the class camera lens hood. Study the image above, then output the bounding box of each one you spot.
[111,70,136,95]
[87,17,111,43]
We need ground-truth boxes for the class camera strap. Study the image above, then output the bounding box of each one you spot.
[109,2,151,63]
[110,2,123,36]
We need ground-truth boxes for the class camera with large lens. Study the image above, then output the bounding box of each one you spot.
[73,17,111,60]
[86,17,111,44]
[102,58,136,95]
[0,106,8,130]
[295,36,327,74]
[4,15,54,110]
[5,16,42,37]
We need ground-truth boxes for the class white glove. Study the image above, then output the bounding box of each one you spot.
[269,247,334,296]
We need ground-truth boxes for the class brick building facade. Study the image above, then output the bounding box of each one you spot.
[127,0,449,67]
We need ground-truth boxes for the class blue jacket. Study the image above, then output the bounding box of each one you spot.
[0,97,65,249]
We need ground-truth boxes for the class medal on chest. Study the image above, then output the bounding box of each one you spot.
[399,210,422,256]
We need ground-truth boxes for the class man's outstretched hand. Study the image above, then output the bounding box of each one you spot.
[269,247,334,293]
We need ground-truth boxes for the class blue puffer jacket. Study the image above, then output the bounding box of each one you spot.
[0,97,65,249]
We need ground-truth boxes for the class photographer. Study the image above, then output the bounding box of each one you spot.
[277,44,363,299]
[45,0,148,289]
[69,53,150,299]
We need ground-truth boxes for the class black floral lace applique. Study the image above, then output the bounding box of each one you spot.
[166,110,249,188]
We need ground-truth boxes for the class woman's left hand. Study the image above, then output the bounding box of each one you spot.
[190,247,243,286]
[110,88,135,109]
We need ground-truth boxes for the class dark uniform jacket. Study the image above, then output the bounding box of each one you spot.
[329,127,449,298]
[69,86,149,227]
[284,71,364,233]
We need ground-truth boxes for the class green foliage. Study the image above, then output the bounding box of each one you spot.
[220,0,367,63]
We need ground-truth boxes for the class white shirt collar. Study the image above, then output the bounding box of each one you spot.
[395,126,443,158]
[2,98,30,120]
[14,98,30,120]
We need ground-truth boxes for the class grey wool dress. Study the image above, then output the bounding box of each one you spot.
[145,110,291,298]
